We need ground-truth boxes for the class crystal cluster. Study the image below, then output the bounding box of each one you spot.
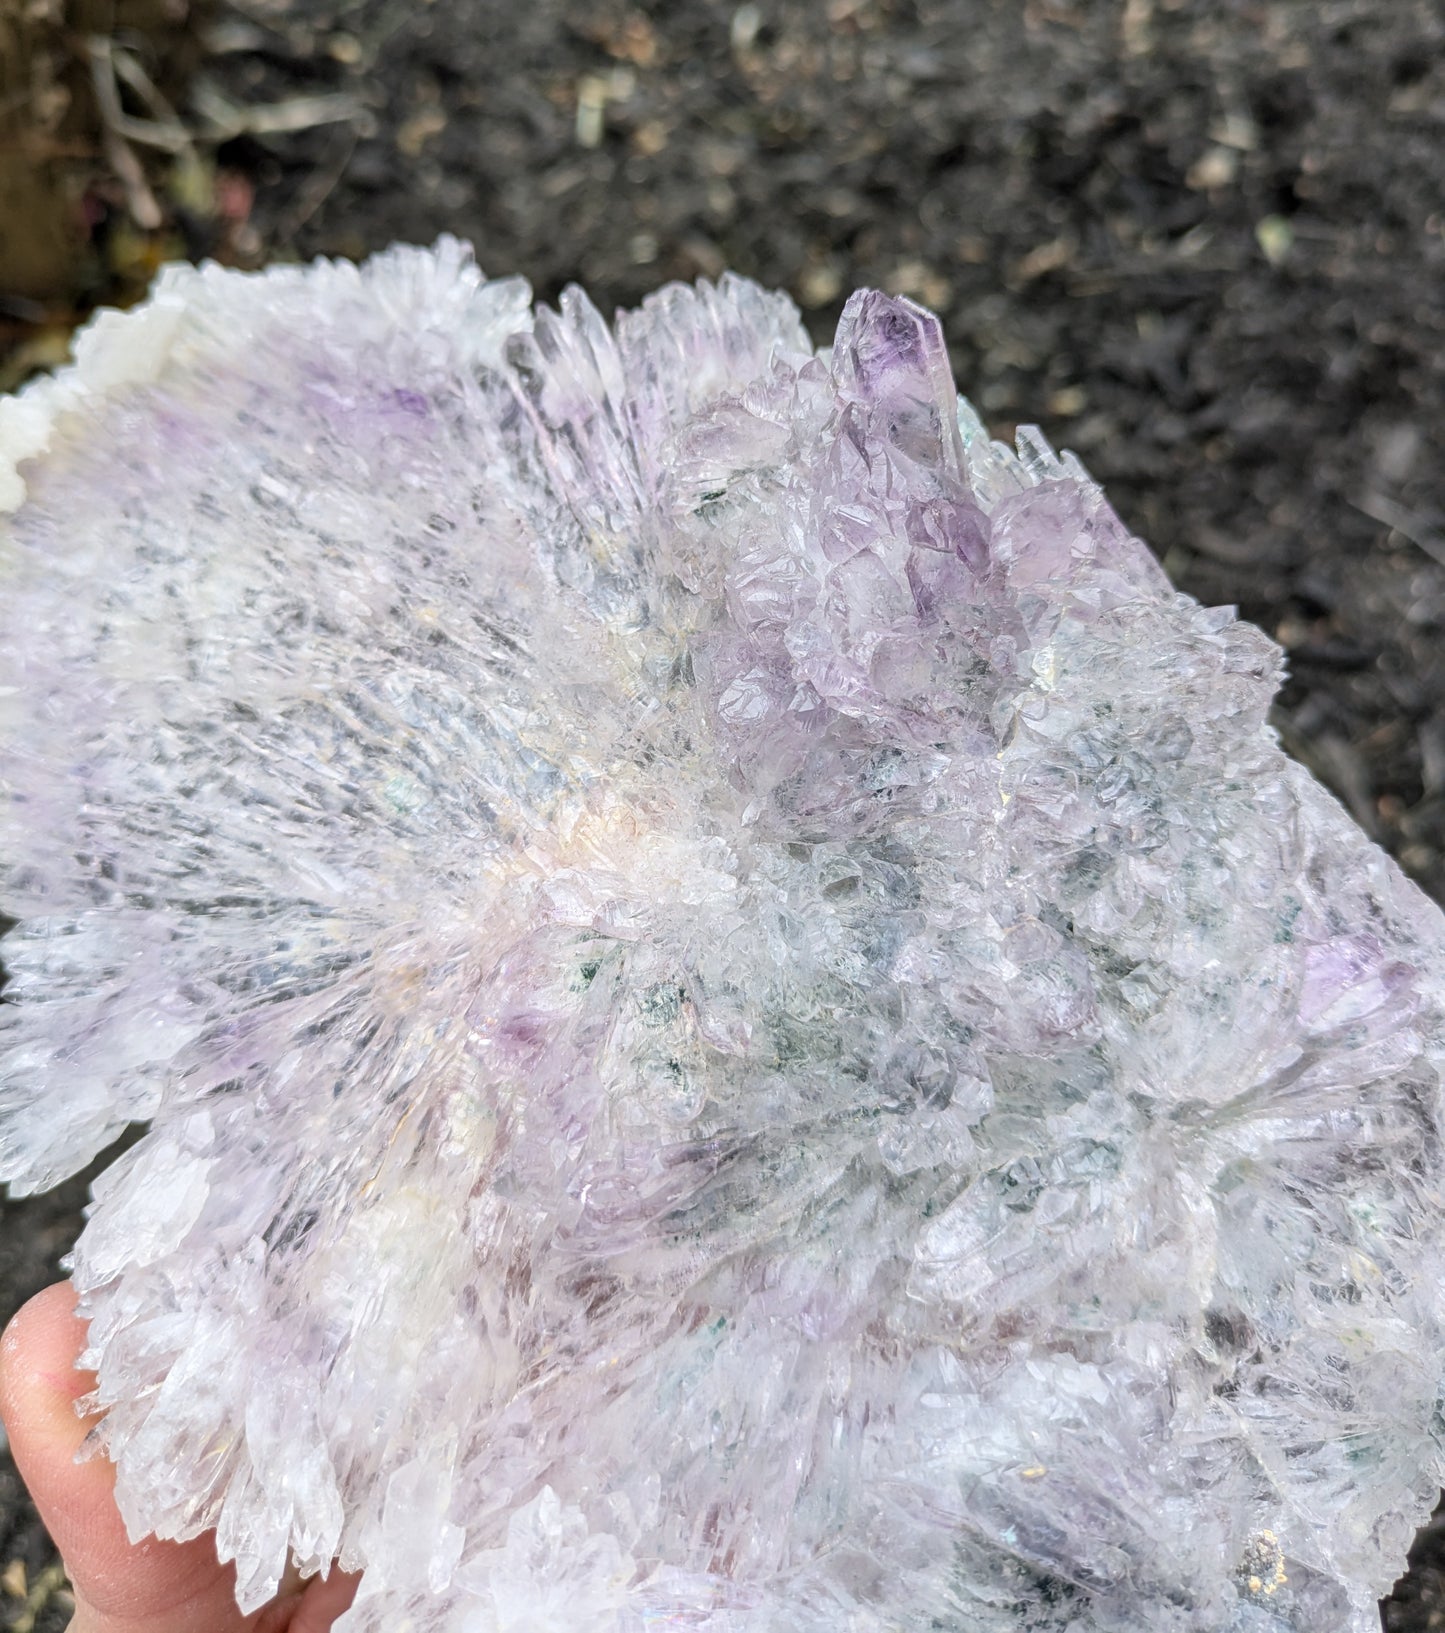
[2,240,1443,1632]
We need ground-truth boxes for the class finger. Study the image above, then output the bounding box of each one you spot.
[251,1565,363,1633]
[0,1282,253,1633]
[291,1565,362,1632]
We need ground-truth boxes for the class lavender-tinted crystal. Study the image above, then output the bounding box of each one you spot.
[1,239,1443,1631]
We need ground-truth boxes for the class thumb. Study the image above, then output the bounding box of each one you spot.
[0,1282,254,1633]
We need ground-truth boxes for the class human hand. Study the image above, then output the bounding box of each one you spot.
[0,1284,359,1633]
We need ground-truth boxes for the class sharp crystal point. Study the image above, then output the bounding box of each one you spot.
[1,238,1443,1631]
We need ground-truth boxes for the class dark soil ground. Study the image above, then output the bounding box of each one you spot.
[2,1,1444,1628]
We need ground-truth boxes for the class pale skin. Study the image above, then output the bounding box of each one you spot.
[0,1284,360,1633]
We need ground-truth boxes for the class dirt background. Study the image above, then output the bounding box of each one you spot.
[2,0,1444,1627]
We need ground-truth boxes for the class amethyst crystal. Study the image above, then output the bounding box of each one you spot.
[1,239,1442,1631]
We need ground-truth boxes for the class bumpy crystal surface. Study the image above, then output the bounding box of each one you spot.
[2,240,1443,1632]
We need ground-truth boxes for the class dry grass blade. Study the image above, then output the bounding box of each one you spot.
[86,35,189,153]
[86,36,163,229]
[191,74,364,140]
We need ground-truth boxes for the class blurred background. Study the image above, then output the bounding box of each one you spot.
[1,1,1442,1627]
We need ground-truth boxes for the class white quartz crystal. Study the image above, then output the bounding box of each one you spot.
[2,240,1443,1630]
